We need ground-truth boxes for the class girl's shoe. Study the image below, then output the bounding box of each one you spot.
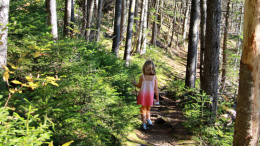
[147,119,153,126]
[141,123,147,130]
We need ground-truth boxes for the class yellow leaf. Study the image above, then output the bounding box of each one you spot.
[3,71,9,82]
[9,89,15,94]
[1,65,9,71]
[62,140,74,146]
[25,76,33,82]
[28,45,35,49]
[44,44,51,48]
[0,42,3,45]
[49,81,58,87]
[11,80,22,84]
[18,58,25,62]
[33,51,40,58]
[9,71,15,74]
[22,84,28,87]
[48,141,54,146]
[18,91,22,93]
[46,76,56,81]
[28,82,39,90]
[7,62,18,69]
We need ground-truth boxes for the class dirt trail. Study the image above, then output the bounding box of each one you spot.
[126,93,195,146]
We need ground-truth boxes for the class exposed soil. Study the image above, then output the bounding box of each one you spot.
[126,93,195,146]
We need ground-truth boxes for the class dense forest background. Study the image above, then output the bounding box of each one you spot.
[0,0,259,145]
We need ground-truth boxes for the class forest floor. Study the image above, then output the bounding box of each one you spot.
[124,94,195,146]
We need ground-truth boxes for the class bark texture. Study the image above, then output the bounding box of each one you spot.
[201,0,221,114]
[112,0,122,57]
[200,0,206,89]
[96,0,103,42]
[168,0,177,48]
[140,0,148,54]
[0,0,9,68]
[182,0,189,40]
[221,0,230,89]
[120,0,127,43]
[233,0,260,144]
[82,0,87,36]
[151,0,158,46]
[86,0,94,42]
[136,0,144,54]
[71,0,75,35]
[124,0,136,66]
[64,0,71,36]
[185,0,199,88]
[47,0,58,40]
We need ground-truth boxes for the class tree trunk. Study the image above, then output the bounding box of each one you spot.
[233,0,260,144]
[182,0,189,41]
[136,0,144,54]
[185,0,199,88]
[86,0,95,42]
[140,0,148,54]
[221,0,230,90]
[124,0,136,66]
[199,0,206,89]
[168,0,177,48]
[112,0,122,57]
[201,0,221,114]
[151,0,158,46]
[64,0,71,37]
[82,0,88,36]
[96,0,103,42]
[47,0,58,40]
[134,0,139,32]
[120,0,127,43]
[157,0,163,33]
[0,0,9,77]
[71,0,75,35]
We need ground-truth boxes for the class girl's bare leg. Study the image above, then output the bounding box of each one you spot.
[146,106,151,120]
[140,106,147,123]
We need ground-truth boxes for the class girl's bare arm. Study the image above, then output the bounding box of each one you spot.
[154,76,159,102]
[133,75,143,88]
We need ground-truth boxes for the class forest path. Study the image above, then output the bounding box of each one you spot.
[125,93,195,146]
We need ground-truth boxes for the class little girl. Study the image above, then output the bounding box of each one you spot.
[132,60,159,130]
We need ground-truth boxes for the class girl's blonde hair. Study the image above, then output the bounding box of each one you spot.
[142,60,156,75]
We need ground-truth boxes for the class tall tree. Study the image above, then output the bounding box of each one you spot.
[86,0,95,42]
[134,0,139,32]
[233,0,260,144]
[124,0,136,66]
[96,0,103,42]
[47,0,58,40]
[120,0,127,43]
[199,0,206,89]
[168,0,177,49]
[112,0,122,57]
[64,0,72,37]
[182,0,190,40]
[0,0,10,73]
[71,0,75,35]
[151,0,158,46]
[201,0,221,114]
[136,0,144,54]
[185,0,199,88]
[221,0,230,90]
[82,0,88,37]
[140,0,148,54]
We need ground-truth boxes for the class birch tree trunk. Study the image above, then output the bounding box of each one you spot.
[182,0,189,41]
[233,0,260,144]
[221,0,230,90]
[124,0,136,66]
[96,0,103,42]
[86,0,94,42]
[200,0,206,89]
[185,0,199,88]
[120,0,127,43]
[201,0,221,114]
[112,0,122,57]
[64,0,71,37]
[47,0,58,40]
[140,0,148,54]
[151,0,158,46]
